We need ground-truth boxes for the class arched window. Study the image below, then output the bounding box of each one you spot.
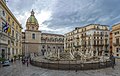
[27,26,29,30]
[32,33,35,39]
[32,27,34,30]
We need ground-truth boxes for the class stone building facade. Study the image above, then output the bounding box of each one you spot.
[22,10,64,57]
[112,23,120,58]
[110,32,113,55]
[64,24,110,57]
[0,0,22,59]
[41,33,64,58]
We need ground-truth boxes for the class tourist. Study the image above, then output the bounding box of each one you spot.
[110,54,115,69]
[26,59,29,67]
[22,59,25,65]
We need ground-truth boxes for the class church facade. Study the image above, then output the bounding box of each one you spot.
[22,10,64,57]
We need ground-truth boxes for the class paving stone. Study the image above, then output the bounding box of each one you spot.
[0,59,120,76]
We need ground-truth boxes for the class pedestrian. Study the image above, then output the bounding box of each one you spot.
[75,69,77,72]
[22,59,25,65]
[110,54,115,69]
[11,59,13,63]
[26,59,29,67]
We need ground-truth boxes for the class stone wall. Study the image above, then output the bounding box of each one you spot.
[30,60,112,70]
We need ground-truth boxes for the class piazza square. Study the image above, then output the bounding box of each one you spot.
[0,0,120,76]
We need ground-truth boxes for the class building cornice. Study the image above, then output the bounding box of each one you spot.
[65,24,109,35]
[25,30,41,32]
[22,42,64,45]
[42,33,64,37]
[112,28,120,32]
[0,0,23,29]
[112,23,120,27]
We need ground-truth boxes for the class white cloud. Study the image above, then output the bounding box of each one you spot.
[36,10,52,25]
[7,0,120,34]
[41,24,73,34]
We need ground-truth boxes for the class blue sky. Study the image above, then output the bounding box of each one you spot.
[7,0,120,34]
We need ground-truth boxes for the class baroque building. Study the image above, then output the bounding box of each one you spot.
[22,10,64,57]
[110,32,113,55]
[0,0,22,59]
[112,23,120,58]
[64,24,110,57]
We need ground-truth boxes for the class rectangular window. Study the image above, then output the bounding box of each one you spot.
[16,49,18,55]
[8,48,10,55]
[2,22,5,32]
[12,30,14,37]
[32,33,35,39]
[11,41,14,46]
[116,48,119,52]
[16,42,18,46]
[8,17,10,22]
[12,48,14,55]
[2,10,5,16]
[94,40,96,45]
[116,38,119,45]
[101,32,103,35]
[8,40,10,45]
[16,33,18,40]
[12,21,14,26]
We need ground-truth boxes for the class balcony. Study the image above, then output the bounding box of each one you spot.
[81,35,84,38]
[77,45,81,47]
[99,44,104,46]
[76,37,79,40]
[93,34,103,36]
[104,50,109,53]
[11,36,15,41]
[104,44,109,46]
[81,35,88,38]
[75,44,81,47]
[81,44,86,47]
[105,35,108,37]
[87,44,91,46]
[113,43,120,46]
[93,44,98,46]
[93,43,104,46]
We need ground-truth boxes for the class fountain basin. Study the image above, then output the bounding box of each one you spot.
[30,56,112,70]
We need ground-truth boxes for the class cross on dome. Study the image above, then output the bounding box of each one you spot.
[31,9,35,16]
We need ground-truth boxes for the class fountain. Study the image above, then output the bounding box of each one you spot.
[30,49,112,70]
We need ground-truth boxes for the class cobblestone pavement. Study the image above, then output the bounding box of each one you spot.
[0,59,120,76]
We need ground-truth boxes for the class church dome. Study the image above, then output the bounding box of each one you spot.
[26,10,38,25]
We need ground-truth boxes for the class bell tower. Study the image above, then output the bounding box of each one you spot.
[24,10,41,56]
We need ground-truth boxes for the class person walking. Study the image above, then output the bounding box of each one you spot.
[26,59,29,67]
[22,59,25,65]
[110,54,115,69]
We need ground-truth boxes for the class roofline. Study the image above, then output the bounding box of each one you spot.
[65,24,109,35]
[112,23,120,27]
[82,24,109,28]
[42,33,64,37]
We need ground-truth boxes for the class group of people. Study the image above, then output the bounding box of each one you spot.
[109,54,116,69]
[22,57,30,67]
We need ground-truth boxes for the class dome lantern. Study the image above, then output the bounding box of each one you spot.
[31,9,35,16]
